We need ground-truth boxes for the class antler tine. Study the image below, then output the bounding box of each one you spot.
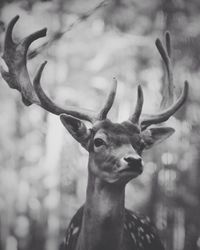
[129,85,144,124]
[165,31,171,57]
[33,62,96,123]
[140,81,188,130]
[97,77,117,120]
[155,31,174,106]
[4,15,19,47]
[22,28,47,56]
[1,16,20,91]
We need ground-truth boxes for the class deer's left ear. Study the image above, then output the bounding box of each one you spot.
[60,114,91,150]
[141,126,175,149]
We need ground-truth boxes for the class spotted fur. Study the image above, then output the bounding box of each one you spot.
[59,206,164,250]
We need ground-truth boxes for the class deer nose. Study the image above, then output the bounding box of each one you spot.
[124,155,142,165]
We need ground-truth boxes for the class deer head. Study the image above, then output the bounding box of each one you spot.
[0,16,188,186]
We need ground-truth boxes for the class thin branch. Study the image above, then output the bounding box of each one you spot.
[27,0,109,60]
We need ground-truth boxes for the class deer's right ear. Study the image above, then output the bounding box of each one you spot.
[60,114,91,150]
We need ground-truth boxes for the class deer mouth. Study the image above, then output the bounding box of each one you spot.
[118,163,143,174]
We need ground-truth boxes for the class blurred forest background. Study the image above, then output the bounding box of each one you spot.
[0,0,200,250]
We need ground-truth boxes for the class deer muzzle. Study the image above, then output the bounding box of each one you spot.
[118,154,143,174]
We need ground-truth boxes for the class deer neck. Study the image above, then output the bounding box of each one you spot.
[76,164,125,250]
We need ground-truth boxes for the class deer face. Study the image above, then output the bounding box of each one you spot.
[89,120,144,184]
[60,116,174,185]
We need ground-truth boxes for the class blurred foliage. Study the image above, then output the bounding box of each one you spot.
[0,0,200,250]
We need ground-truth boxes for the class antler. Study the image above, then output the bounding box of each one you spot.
[97,77,117,120]
[156,31,174,107]
[127,32,188,130]
[139,32,188,130]
[1,15,46,106]
[0,16,117,123]
[1,17,188,127]
[129,85,144,124]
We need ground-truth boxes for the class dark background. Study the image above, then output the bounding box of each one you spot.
[0,0,200,250]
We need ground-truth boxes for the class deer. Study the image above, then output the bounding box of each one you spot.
[0,16,188,250]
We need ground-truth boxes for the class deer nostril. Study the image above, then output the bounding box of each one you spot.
[124,156,142,165]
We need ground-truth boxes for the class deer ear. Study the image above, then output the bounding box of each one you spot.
[141,126,175,149]
[60,114,91,150]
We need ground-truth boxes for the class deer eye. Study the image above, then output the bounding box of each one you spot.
[94,138,105,147]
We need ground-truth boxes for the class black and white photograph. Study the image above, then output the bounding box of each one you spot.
[0,0,199,250]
